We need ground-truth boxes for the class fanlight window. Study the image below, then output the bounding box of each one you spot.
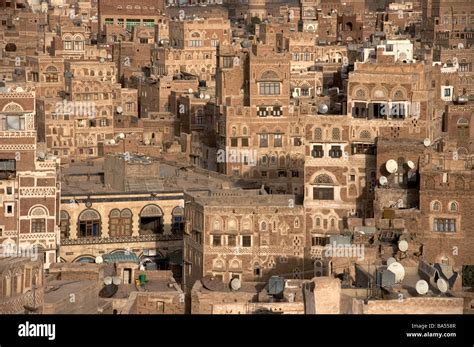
[314,174,333,185]
[260,70,280,81]
[432,201,441,212]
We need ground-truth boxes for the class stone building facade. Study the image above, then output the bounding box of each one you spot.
[0,257,44,314]
[0,87,60,268]
[152,17,231,83]
[183,189,307,292]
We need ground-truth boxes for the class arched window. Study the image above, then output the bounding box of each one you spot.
[314,174,334,184]
[432,201,441,212]
[78,209,101,238]
[63,35,72,50]
[172,206,184,233]
[314,127,322,140]
[30,206,48,233]
[260,221,267,231]
[212,219,222,231]
[332,128,341,140]
[449,201,458,212]
[227,218,238,231]
[241,217,252,232]
[45,66,59,83]
[315,217,321,228]
[139,205,163,235]
[73,35,84,51]
[109,209,132,237]
[60,210,70,239]
[242,127,248,136]
[330,218,336,228]
[231,126,237,136]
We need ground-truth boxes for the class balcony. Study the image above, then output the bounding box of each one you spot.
[60,231,183,245]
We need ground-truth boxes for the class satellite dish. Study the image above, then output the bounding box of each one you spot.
[199,93,204,99]
[318,103,328,114]
[100,57,105,63]
[15,86,24,92]
[107,54,112,59]
[423,138,431,147]
[379,176,388,186]
[398,240,408,252]
[201,275,225,291]
[230,278,241,291]
[415,280,429,295]
[387,262,405,283]
[188,88,193,93]
[99,284,118,298]
[144,139,150,145]
[407,160,415,169]
[38,151,46,160]
[437,278,448,293]
[118,133,125,139]
[116,106,123,114]
[387,257,397,266]
[95,255,103,264]
[109,139,116,145]
[385,160,398,173]
[112,276,121,285]
[292,91,298,98]
[104,276,112,285]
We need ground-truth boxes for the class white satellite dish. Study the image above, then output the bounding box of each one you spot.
[437,278,448,293]
[188,88,193,93]
[109,139,116,145]
[116,106,123,114]
[379,176,388,186]
[398,240,408,252]
[100,57,105,63]
[230,278,241,291]
[118,133,125,139]
[387,262,405,283]
[38,151,46,160]
[112,277,122,285]
[407,160,415,170]
[104,276,112,285]
[387,257,397,266]
[107,54,112,59]
[199,93,204,99]
[95,255,103,264]
[385,160,398,173]
[144,139,150,145]
[423,138,431,147]
[15,86,24,92]
[415,280,429,295]
[318,103,328,114]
